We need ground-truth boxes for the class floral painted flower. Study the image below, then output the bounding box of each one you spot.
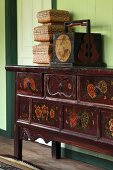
[24,77,36,91]
[41,105,49,119]
[87,83,96,99]
[29,78,36,91]
[24,78,29,89]
[50,109,55,119]
[98,80,107,94]
[42,105,48,114]
[81,112,89,129]
[69,112,78,128]
[68,83,72,90]
[109,118,113,136]
[35,106,42,119]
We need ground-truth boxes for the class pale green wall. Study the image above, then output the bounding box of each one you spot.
[57,0,113,67]
[0,0,6,130]
[57,0,113,161]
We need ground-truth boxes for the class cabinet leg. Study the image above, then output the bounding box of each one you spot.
[14,126,22,160]
[52,141,61,159]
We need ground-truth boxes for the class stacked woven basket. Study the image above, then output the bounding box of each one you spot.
[33,9,71,65]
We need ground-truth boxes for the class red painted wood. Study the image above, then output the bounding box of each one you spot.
[16,72,43,96]
[5,65,113,160]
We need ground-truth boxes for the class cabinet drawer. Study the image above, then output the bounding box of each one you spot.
[17,96,29,121]
[101,110,113,141]
[63,105,98,137]
[16,72,43,96]
[78,76,113,105]
[32,99,61,128]
[45,74,76,100]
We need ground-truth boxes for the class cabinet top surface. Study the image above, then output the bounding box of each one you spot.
[5,65,113,75]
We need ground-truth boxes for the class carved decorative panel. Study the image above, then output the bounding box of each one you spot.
[45,74,76,100]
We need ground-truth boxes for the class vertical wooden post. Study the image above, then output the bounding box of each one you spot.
[14,125,22,160]
[52,141,61,159]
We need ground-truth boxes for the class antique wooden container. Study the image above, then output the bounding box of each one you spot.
[52,19,105,67]
[37,9,70,23]
[33,43,53,64]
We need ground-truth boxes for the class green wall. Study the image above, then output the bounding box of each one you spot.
[57,0,113,67]
[57,0,113,163]
[0,0,6,130]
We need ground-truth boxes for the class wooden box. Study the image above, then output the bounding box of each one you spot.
[33,43,53,64]
[37,9,70,23]
[52,20,105,67]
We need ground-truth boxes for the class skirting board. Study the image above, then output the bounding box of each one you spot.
[61,148,113,170]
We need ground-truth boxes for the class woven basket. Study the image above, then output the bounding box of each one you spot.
[33,43,53,53]
[33,53,52,64]
[37,9,71,23]
[34,24,65,42]
[33,43,53,64]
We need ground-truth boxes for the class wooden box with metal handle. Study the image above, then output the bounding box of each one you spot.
[52,19,105,67]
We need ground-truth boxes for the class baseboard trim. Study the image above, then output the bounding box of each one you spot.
[61,148,113,170]
[0,129,7,137]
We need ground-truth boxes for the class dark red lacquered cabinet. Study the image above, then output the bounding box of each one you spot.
[5,65,113,160]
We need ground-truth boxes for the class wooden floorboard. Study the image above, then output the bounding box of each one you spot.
[0,136,104,170]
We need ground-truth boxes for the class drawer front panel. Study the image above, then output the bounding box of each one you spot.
[64,105,98,136]
[101,110,113,141]
[79,76,113,105]
[45,74,76,100]
[17,96,29,121]
[16,72,43,96]
[32,99,61,128]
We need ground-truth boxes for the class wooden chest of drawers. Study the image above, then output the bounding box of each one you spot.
[5,66,113,160]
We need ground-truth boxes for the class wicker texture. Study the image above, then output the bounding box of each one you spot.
[33,43,53,64]
[33,53,51,64]
[33,43,53,53]
[34,24,65,42]
[37,9,70,23]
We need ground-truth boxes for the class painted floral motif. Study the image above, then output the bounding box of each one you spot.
[66,109,90,130]
[81,112,89,129]
[34,104,56,123]
[68,83,72,90]
[87,84,96,99]
[109,119,113,136]
[24,77,36,91]
[35,106,43,119]
[50,109,55,119]
[20,113,29,120]
[105,117,113,137]
[86,80,108,100]
[69,112,78,128]
[98,80,107,94]
[55,34,71,62]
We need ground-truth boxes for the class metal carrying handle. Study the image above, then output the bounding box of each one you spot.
[64,19,90,34]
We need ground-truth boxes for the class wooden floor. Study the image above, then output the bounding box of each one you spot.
[0,136,104,170]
